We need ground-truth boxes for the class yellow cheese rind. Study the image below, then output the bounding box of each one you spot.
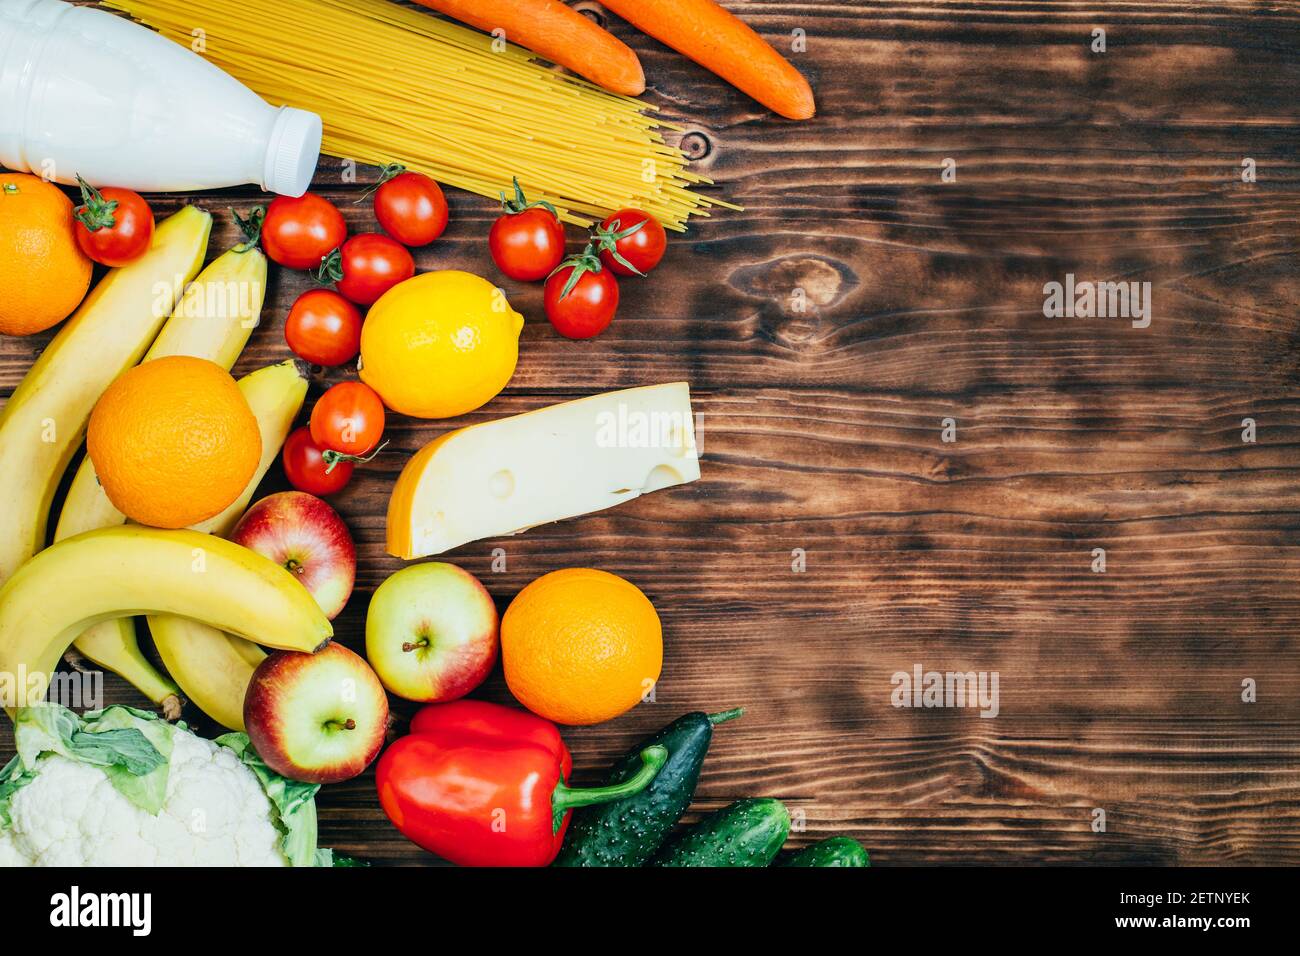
[387,383,701,559]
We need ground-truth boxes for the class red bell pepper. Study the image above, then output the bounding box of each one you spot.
[409,699,573,781]
[377,701,667,867]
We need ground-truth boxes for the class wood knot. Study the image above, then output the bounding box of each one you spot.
[731,255,857,314]
[775,317,819,344]
[925,454,964,482]
[679,131,712,161]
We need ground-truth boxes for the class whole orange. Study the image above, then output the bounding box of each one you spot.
[501,568,662,725]
[0,173,93,336]
[87,356,261,529]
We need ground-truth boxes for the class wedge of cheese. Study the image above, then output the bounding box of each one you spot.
[387,383,701,559]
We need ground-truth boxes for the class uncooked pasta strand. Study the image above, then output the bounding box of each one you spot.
[104,0,739,230]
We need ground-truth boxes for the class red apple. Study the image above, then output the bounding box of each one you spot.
[365,563,498,703]
[244,642,389,784]
[230,491,355,620]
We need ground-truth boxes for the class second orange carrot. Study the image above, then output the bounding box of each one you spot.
[411,0,646,97]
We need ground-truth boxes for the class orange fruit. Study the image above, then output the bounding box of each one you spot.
[0,173,93,336]
[87,356,261,529]
[501,568,662,725]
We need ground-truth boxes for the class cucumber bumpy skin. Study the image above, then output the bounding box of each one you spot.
[779,836,870,867]
[553,708,743,867]
[650,798,790,867]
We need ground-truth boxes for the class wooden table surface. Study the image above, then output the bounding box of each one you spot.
[4,1,1299,866]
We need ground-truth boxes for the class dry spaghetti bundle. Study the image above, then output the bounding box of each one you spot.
[106,0,735,229]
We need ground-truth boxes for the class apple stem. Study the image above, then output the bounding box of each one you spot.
[402,637,430,653]
[285,559,303,575]
[325,717,357,732]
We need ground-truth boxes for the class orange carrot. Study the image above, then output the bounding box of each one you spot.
[601,0,815,120]
[411,0,645,97]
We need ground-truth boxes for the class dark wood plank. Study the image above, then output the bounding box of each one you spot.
[3,0,1299,865]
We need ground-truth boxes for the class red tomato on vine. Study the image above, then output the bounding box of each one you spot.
[73,176,154,267]
[594,208,666,278]
[489,178,567,282]
[544,244,620,340]
[368,164,448,247]
[317,233,414,306]
[260,192,347,270]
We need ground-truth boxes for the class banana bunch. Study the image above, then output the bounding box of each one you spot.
[62,360,308,726]
[0,205,320,731]
[54,238,269,716]
[0,206,211,587]
[151,360,308,731]
[150,617,267,732]
[0,527,332,718]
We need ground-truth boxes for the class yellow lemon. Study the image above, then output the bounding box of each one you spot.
[359,271,524,419]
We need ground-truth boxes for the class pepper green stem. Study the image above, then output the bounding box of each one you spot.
[708,708,744,725]
[551,744,668,833]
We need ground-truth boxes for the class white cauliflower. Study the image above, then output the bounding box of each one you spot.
[0,704,331,867]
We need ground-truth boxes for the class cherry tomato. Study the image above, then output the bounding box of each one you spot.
[373,165,448,247]
[261,193,347,270]
[544,248,620,340]
[595,208,667,277]
[282,426,354,496]
[73,176,154,267]
[310,381,386,457]
[488,178,566,281]
[321,233,414,306]
[284,289,362,367]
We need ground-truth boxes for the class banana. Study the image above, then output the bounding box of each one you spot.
[148,359,309,730]
[0,206,212,587]
[55,242,269,534]
[150,617,265,731]
[191,359,308,537]
[53,242,268,714]
[65,620,184,719]
[140,242,267,370]
[229,634,271,668]
[0,526,332,718]
[57,463,127,539]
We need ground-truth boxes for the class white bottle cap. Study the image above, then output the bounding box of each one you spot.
[263,106,322,197]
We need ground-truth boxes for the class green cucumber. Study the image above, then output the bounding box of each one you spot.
[650,798,790,867]
[553,708,742,867]
[779,836,870,867]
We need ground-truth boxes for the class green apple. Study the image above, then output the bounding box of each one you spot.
[365,562,498,702]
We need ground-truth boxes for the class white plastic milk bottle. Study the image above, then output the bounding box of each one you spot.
[0,0,321,195]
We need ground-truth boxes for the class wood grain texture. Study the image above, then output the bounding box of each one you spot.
[3,0,1299,865]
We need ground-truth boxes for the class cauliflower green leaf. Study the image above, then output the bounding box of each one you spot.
[1,705,334,866]
[13,704,168,812]
[0,755,39,830]
[216,732,322,868]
